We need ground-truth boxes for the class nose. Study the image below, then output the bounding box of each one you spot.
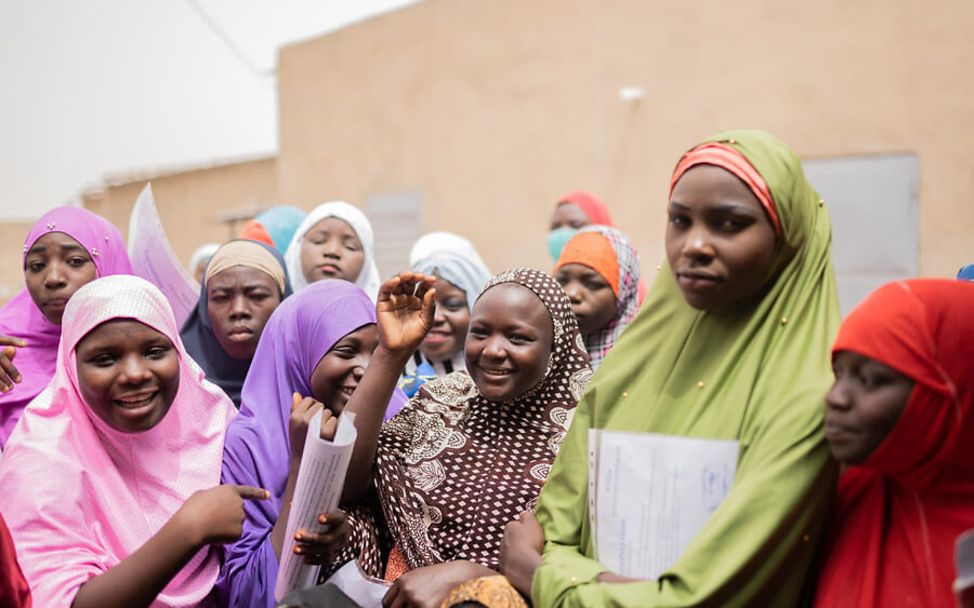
[118,354,151,386]
[482,335,507,361]
[431,306,447,327]
[43,262,68,290]
[350,354,369,382]
[320,239,342,259]
[825,378,851,411]
[228,294,251,320]
[562,280,583,304]
[681,226,715,263]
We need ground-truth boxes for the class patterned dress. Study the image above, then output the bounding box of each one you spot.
[332,268,592,578]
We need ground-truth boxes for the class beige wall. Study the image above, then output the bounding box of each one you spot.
[275,0,974,278]
[0,222,40,304]
[82,156,278,268]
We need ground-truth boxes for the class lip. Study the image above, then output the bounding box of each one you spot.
[423,331,452,345]
[477,365,514,379]
[825,420,857,441]
[676,271,722,291]
[112,391,159,419]
[227,326,255,341]
[42,297,69,311]
[317,264,341,275]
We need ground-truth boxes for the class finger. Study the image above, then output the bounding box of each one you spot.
[0,337,28,348]
[420,287,437,327]
[302,401,324,423]
[382,582,399,608]
[519,510,537,523]
[379,275,404,300]
[320,412,338,441]
[234,485,270,500]
[324,509,347,525]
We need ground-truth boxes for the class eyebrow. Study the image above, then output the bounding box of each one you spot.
[27,243,86,255]
[667,200,758,214]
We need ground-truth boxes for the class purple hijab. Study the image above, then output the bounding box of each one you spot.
[0,207,131,449]
[218,280,406,607]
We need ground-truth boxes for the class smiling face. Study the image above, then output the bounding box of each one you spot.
[309,324,379,414]
[419,277,470,364]
[666,165,777,311]
[555,263,617,336]
[825,350,914,465]
[206,266,283,360]
[465,283,554,402]
[549,202,590,231]
[24,231,99,325]
[299,217,366,285]
[75,319,181,433]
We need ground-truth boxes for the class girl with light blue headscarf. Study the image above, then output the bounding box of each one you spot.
[400,232,492,396]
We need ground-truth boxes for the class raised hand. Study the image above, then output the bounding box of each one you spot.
[0,336,27,393]
[176,484,270,546]
[291,509,350,565]
[375,272,437,358]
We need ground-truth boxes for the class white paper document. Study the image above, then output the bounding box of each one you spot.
[127,184,200,327]
[323,560,391,607]
[589,430,739,580]
[275,412,358,601]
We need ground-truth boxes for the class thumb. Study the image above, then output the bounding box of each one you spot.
[291,392,302,409]
[234,485,270,500]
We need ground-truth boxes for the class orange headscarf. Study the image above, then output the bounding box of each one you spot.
[815,279,974,607]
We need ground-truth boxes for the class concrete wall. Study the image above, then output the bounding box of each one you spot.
[82,156,278,268]
[275,0,974,278]
[0,222,39,303]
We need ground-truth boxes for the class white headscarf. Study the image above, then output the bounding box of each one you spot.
[409,232,491,313]
[283,201,381,300]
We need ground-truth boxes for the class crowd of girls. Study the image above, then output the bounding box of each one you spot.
[0,129,971,608]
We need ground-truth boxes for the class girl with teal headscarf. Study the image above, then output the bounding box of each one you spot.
[498,130,840,607]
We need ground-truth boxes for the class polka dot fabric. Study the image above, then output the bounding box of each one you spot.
[340,269,592,576]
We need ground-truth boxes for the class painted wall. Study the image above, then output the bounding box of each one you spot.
[275,0,974,278]
[82,156,278,268]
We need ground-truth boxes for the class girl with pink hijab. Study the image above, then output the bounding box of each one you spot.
[0,206,132,450]
[0,275,267,607]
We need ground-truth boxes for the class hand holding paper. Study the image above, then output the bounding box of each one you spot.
[274,406,358,601]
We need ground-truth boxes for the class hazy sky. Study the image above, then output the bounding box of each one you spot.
[0,0,418,220]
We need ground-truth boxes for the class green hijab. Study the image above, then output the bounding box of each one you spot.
[533,130,840,607]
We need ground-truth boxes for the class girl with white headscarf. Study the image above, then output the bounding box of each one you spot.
[399,232,491,396]
[283,202,382,300]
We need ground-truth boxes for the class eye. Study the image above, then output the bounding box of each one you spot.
[145,345,172,360]
[209,293,229,303]
[668,213,690,229]
[555,275,569,287]
[67,256,91,268]
[468,326,488,339]
[584,280,609,292]
[92,354,117,367]
[26,261,45,273]
[508,333,532,345]
[344,241,361,252]
[248,292,270,303]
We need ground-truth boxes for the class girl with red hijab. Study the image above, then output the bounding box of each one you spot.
[548,191,647,304]
[816,279,974,607]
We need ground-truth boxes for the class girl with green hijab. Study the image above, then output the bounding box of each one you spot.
[502,130,840,607]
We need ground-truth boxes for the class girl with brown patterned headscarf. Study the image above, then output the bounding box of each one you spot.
[332,269,592,607]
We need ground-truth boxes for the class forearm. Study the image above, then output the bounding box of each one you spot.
[505,550,542,597]
[341,346,409,501]
[270,459,301,560]
[72,515,201,608]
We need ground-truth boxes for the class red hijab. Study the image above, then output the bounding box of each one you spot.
[815,279,974,607]
[556,191,651,304]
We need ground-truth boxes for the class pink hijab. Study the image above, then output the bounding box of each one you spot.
[0,275,235,607]
[0,207,132,448]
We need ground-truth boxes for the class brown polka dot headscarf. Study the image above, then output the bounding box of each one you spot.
[348,269,593,575]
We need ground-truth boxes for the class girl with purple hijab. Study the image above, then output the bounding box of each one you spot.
[0,206,131,449]
[218,280,407,607]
